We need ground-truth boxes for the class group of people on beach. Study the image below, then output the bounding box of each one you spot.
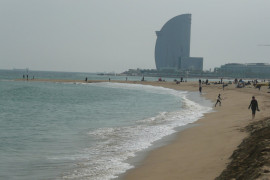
[214,94,260,119]
[198,78,260,119]
[214,93,259,119]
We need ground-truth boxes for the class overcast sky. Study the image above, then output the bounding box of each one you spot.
[0,0,270,73]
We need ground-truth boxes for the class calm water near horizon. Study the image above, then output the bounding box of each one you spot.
[0,70,212,180]
[0,69,229,82]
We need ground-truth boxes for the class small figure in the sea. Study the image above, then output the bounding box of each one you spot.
[215,94,222,107]
[199,85,202,94]
[248,96,260,119]
[85,77,88,82]
[199,79,201,85]
[158,77,162,81]
[109,78,110,82]
[141,76,144,81]
[27,75,28,81]
[23,74,25,79]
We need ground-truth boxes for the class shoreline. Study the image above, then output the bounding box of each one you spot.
[119,81,270,179]
[15,79,270,179]
[116,123,198,180]
[116,91,213,180]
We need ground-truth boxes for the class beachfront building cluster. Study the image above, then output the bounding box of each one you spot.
[215,63,270,78]
[155,14,203,72]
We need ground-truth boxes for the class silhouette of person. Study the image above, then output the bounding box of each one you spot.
[248,96,260,119]
[215,94,222,107]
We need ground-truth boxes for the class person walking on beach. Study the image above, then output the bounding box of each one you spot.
[248,96,260,119]
[215,94,222,107]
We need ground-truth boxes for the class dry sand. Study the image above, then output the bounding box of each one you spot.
[19,79,270,179]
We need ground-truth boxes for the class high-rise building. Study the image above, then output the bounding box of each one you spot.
[155,14,203,71]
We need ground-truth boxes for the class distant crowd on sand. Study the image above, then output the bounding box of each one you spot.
[196,77,265,120]
[163,76,264,120]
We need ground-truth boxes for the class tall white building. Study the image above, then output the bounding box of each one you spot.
[155,14,203,71]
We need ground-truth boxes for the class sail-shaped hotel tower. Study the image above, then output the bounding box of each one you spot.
[155,14,203,71]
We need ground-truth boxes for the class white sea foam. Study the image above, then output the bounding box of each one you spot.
[61,83,212,180]
[89,82,188,97]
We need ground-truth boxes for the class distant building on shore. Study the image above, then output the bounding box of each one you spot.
[215,63,270,78]
[155,14,203,71]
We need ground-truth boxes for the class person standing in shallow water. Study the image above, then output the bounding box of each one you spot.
[199,85,202,94]
[248,96,260,119]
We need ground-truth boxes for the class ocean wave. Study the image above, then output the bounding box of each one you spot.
[59,83,212,180]
[88,82,187,97]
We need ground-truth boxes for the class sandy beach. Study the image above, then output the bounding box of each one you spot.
[120,80,270,180]
[19,78,270,179]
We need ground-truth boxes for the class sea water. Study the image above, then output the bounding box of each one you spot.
[0,71,212,180]
[0,69,213,82]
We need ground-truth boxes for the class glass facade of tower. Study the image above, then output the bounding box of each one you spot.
[155,14,192,70]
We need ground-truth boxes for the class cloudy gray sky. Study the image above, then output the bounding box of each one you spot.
[1,0,270,73]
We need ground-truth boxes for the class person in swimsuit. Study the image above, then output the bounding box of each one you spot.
[248,96,260,119]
